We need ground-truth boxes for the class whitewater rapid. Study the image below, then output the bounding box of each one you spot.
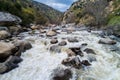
[0,29,120,80]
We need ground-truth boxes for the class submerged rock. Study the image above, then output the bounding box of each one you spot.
[52,67,72,80]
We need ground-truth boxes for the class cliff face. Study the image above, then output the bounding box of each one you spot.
[62,0,120,26]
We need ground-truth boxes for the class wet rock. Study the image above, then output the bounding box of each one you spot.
[58,41,67,46]
[46,30,57,37]
[109,46,119,51]
[66,27,75,33]
[62,57,82,69]
[50,39,58,44]
[81,43,88,46]
[0,30,10,39]
[31,25,38,30]
[81,60,91,66]
[50,45,61,53]
[87,54,96,62]
[70,47,84,57]
[0,42,15,62]
[68,37,79,43]
[0,56,22,74]
[65,49,76,56]
[40,29,46,33]
[98,38,116,45]
[0,63,7,74]
[52,67,72,80]
[84,48,96,54]
[13,40,32,56]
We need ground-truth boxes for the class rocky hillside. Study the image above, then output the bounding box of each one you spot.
[0,0,63,26]
[62,0,120,27]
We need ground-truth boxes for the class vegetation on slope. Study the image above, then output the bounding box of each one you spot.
[63,0,120,27]
[0,0,63,26]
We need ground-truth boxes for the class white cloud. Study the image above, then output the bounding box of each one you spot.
[46,2,69,12]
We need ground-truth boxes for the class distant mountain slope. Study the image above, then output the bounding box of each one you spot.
[0,0,63,25]
[62,0,120,26]
[32,1,63,24]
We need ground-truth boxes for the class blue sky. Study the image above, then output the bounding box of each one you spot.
[34,0,78,12]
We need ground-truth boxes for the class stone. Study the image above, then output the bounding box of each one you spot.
[0,12,22,25]
[0,63,7,74]
[40,29,46,33]
[98,38,116,45]
[62,57,82,69]
[68,37,79,43]
[0,42,15,62]
[70,47,84,57]
[0,30,10,39]
[58,41,67,46]
[50,39,58,44]
[46,30,57,37]
[50,45,61,53]
[52,67,72,80]
[65,49,76,56]
[13,40,32,56]
[81,60,91,66]
[84,48,96,54]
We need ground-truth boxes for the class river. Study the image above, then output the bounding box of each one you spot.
[0,26,120,80]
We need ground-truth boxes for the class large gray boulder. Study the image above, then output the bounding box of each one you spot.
[0,12,22,25]
[0,42,15,61]
[0,30,11,39]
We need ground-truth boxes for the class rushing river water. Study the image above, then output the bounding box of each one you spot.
[0,27,120,80]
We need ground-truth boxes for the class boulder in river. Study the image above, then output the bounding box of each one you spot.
[58,41,67,46]
[46,30,57,37]
[0,30,11,39]
[52,67,72,80]
[68,37,79,43]
[50,45,61,53]
[98,38,116,45]
[65,49,76,57]
[70,47,84,57]
[13,40,32,56]
[0,56,22,74]
[50,39,58,44]
[62,57,82,69]
[0,42,15,62]
[84,48,96,54]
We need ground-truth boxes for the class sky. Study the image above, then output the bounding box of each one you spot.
[34,0,78,12]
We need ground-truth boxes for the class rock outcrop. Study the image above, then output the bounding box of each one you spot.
[0,12,22,25]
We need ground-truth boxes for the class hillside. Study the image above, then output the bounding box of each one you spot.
[0,0,63,26]
[62,0,120,27]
